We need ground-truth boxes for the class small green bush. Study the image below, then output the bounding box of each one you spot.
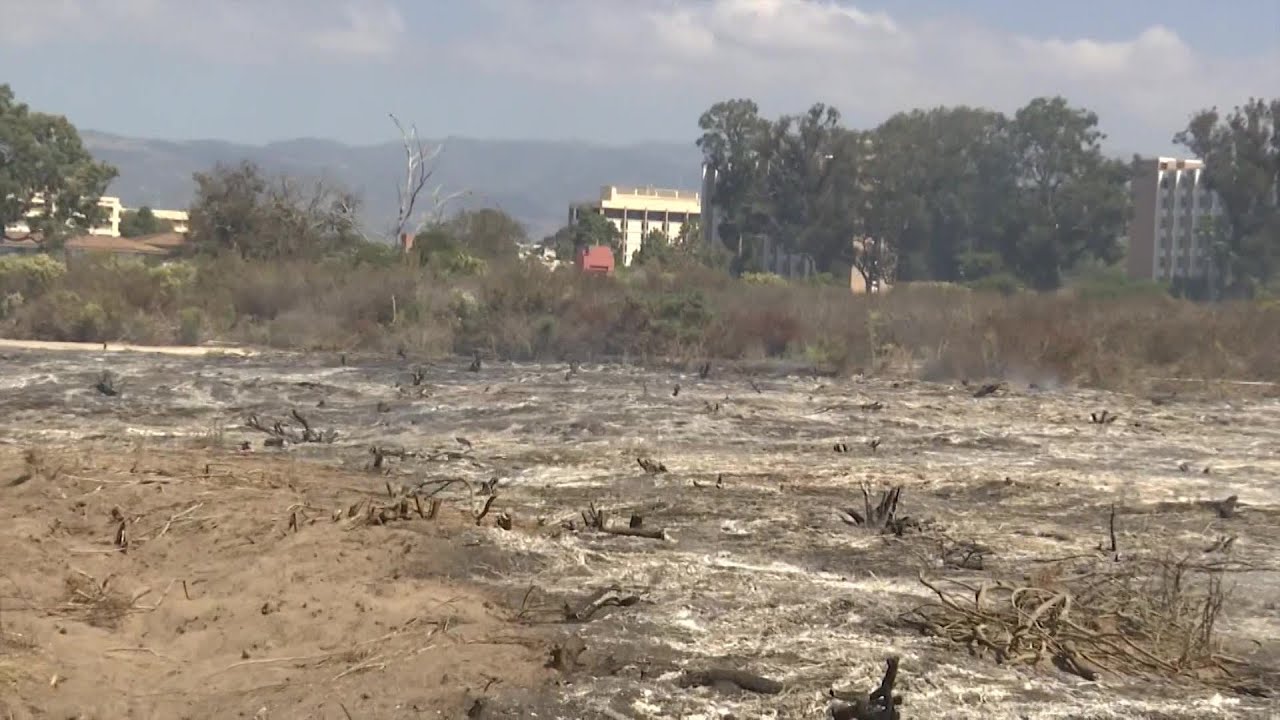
[0,254,66,297]
[741,272,788,286]
[178,307,205,345]
[967,273,1024,296]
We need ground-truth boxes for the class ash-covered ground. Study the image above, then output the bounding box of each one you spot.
[1,347,1277,719]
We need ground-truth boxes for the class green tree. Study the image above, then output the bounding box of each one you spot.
[574,210,622,254]
[751,104,849,268]
[1004,97,1130,289]
[1175,98,1280,295]
[0,84,117,238]
[697,99,772,257]
[412,224,486,275]
[187,161,363,260]
[542,211,622,261]
[693,95,1126,290]
[118,206,174,237]
[861,106,1015,282]
[632,228,676,267]
[443,207,525,260]
[676,217,702,245]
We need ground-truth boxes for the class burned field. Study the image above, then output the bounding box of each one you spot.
[1,348,1278,719]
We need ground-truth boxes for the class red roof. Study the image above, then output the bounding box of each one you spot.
[62,232,188,256]
[575,245,615,274]
[65,234,172,255]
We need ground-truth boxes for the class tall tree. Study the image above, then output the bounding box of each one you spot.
[1005,97,1129,289]
[752,104,849,268]
[0,84,117,238]
[862,107,1014,282]
[697,99,772,257]
[1175,98,1280,294]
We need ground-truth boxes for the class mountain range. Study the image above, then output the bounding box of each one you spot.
[82,131,704,240]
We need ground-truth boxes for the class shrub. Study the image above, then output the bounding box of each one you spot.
[741,272,788,286]
[0,254,66,297]
[178,307,205,345]
[4,247,1278,389]
[967,272,1024,296]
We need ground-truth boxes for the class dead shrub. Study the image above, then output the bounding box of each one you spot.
[904,555,1242,686]
[61,571,133,629]
[4,251,1279,388]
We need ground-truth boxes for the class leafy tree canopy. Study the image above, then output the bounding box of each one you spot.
[1175,98,1280,296]
[696,95,1133,291]
[0,84,117,238]
[187,161,363,261]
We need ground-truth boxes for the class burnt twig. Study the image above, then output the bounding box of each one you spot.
[677,668,783,695]
[581,504,667,540]
[564,586,641,622]
[637,457,668,475]
[829,656,902,720]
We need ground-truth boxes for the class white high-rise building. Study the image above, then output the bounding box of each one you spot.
[1126,157,1223,282]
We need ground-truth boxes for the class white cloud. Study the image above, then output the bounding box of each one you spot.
[2,0,1275,151]
[0,0,405,62]
[444,0,1280,151]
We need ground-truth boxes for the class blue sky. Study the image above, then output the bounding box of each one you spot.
[1,0,1276,154]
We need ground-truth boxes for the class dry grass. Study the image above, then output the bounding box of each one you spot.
[2,253,1279,389]
[60,571,136,629]
[904,554,1249,688]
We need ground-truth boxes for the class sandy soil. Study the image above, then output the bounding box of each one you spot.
[1,347,1277,719]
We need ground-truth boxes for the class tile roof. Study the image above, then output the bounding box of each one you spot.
[65,234,172,255]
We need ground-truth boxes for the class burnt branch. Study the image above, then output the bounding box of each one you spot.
[245,410,337,445]
[564,586,642,622]
[581,504,667,540]
[676,668,783,695]
[829,657,902,720]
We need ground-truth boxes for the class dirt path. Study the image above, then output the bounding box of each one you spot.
[0,448,551,719]
[0,338,253,356]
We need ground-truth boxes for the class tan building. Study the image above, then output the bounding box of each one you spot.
[150,208,190,234]
[4,195,189,238]
[570,185,701,265]
[1127,156,1222,282]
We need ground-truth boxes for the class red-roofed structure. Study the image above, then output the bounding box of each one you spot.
[575,245,615,275]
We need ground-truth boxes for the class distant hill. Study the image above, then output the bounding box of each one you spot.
[82,131,703,240]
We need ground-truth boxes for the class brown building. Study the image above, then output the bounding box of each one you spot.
[1126,157,1222,282]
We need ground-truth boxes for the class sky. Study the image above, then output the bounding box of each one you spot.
[1,0,1277,155]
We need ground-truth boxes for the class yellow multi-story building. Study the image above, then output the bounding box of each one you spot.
[569,185,701,265]
[4,194,189,238]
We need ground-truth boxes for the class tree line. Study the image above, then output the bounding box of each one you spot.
[695,96,1279,294]
[3,80,1275,296]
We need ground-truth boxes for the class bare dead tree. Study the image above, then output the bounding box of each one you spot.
[331,114,470,244]
[388,114,469,240]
